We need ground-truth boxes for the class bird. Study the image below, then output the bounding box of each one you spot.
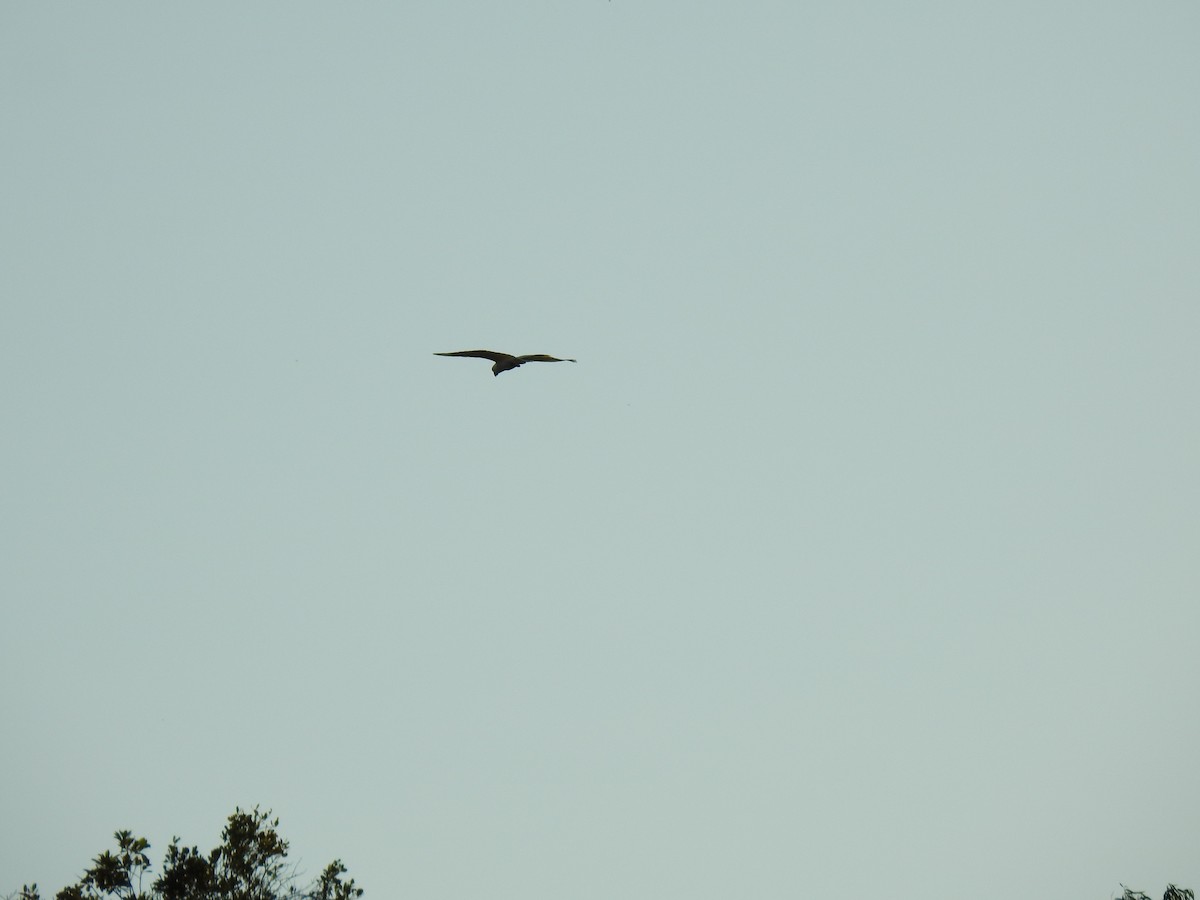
[434,350,577,377]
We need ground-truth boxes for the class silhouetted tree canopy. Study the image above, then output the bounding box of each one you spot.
[7,819,1188,900]
[1121,887,1195,900]
[6,807,361,900]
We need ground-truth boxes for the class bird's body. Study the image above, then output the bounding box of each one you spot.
[434,350,577,376]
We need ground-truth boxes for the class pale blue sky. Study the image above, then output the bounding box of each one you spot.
[2,3,1198,898]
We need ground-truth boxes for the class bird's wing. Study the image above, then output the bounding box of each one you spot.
[517,354,577,363]
[434,350,515,364]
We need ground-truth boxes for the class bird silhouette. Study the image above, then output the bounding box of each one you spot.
[434,350,577,377]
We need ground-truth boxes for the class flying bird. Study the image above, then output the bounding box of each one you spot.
[434,349,577,377]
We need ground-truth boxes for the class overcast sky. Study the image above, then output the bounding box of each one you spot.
[2,3,1198,899]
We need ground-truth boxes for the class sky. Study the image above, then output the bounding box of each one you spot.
[2,3,1198,898]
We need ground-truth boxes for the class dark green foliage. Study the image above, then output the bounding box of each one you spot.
[204,808,294,900]
[309,864,361,900]
[5,808,359,900]
[154,842,220,900]
[48,831,152,900]
[1120,886,1195,900]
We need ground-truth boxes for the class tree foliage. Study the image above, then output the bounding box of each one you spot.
[1120,887,1195,900]
[6,808,361,900]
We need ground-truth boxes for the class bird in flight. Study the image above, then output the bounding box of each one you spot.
[434,349,578,377]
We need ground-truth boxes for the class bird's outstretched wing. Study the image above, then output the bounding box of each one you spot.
[434,350,517,364]
[435,349,576,376]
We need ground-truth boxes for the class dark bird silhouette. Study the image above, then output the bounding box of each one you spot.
[434,350,577,377]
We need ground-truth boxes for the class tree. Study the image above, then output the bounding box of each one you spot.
[1119,887,1195,900]
[5,808,361,900]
